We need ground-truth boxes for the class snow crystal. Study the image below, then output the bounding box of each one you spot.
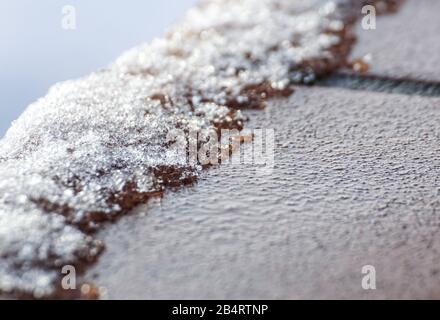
[0,0,382,297]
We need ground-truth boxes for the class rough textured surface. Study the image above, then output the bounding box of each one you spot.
[89,86,440,299]
[0,0,376,298]
[351,0,440,82]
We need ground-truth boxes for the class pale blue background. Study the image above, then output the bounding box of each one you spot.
[0,0,196,137]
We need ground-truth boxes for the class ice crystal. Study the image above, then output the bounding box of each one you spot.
[0,0,388,297]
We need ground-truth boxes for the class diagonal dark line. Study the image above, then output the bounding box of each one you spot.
[315,73,440,97]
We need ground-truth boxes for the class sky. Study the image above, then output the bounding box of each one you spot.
[0,0,197,137]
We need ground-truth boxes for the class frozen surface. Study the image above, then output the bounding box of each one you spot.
[90,87,440,299]
[351,0,440,82]
[0,0,361,298]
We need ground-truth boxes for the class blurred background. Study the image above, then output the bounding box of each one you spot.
[0,0,196,138]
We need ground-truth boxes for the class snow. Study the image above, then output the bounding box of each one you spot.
[0,0,363,297]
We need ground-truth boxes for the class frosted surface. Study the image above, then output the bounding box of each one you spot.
[0,0,395,297]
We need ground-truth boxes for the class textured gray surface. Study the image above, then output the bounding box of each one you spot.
[88,87,440,299]
[351,0,440,82]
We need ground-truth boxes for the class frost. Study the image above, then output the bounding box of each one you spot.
[0,0,374,297]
